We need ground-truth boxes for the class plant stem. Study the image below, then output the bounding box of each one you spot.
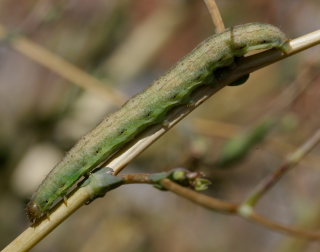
[161,179,320,240]
[203,0,225,32]
[0,24,126,104]
[244,128,320,207]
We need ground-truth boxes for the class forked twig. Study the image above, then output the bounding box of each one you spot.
[160,179,320,240]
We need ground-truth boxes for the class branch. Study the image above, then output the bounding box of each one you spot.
[161,178,237,213]
[2,30,320,252]
[244,128,320,207]
[0,25,126,105]
[161,179,320,240]
[203,0,225,32]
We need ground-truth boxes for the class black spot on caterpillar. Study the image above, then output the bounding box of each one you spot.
[26,23,288,224]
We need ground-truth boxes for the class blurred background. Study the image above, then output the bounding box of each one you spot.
[1,0,320,251]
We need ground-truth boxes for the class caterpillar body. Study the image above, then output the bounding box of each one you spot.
[26,23,288,224]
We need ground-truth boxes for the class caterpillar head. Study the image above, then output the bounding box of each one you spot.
[230,23,289,56]
[26,201,43,225]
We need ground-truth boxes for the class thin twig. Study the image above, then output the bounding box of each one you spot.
[121,173,155,184]
[161,179,320,240]
[203,0,225,32]
[275,200,320,252]
[2,30,320,252]
[249,212,320,240]
[265,62,319,116]
[245,128,320,207]
[193,117,320,170]
[0,25,126,105]
[161,178,238,213]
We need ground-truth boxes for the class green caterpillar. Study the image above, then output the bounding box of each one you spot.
[26,23,288,224]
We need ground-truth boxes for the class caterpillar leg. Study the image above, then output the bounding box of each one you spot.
[186,99,197,109]
[46,212,50,221]
[228,74,250,86]
[63,196,68,206]
[162,119,170,129]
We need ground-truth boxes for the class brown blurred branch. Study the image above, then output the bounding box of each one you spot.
[245,128,320,207]
[0,25,126,105]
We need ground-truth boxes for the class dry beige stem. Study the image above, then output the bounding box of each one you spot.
[0,25,126,105]
[203,0,225,32]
